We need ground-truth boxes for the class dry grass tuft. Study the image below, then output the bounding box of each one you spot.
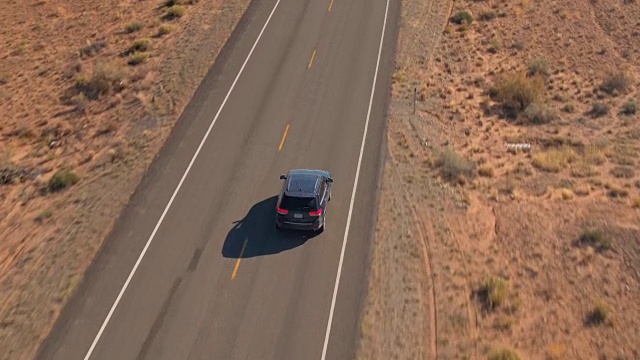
[533,147,575,172]
[610,166,635,179]
[163,5,186,20]
[128,52,149,66]
[561,188,574,200]
[125,22,143,33]
[158,24,176,36]
[127,38,151,55]
[488,347,521,360]
[478,165,494,177]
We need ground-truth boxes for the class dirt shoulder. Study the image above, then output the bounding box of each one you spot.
[0,0,251,359]
[358,0,640,359]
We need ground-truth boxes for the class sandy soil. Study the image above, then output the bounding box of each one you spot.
[358,0,640,359]
[0,0,251,359]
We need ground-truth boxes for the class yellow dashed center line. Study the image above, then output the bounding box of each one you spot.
[230,239,249,280]
[278,124,290,151]
[308,49,317,69]
[328,0,334,11]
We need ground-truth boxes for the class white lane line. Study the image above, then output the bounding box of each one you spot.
[82,0,283,358]
[320,0,391,358]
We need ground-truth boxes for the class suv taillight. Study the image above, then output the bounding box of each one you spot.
[277,206,288,215]
[309,208,323,216]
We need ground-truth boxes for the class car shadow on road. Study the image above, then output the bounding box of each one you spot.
[221,196,319,259]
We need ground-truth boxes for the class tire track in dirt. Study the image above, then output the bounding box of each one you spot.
[444,214,480,360]
[408,204,438,359]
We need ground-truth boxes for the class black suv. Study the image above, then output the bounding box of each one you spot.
[275,169,333,232]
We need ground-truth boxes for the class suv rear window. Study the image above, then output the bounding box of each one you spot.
[280,195,317,210]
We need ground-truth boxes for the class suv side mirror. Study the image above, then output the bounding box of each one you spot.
[326,177,333,183]
[279,174,287,180]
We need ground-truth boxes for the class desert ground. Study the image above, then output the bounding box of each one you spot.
[358,0,640,359]
[0,0,251,358]
[1,0,639,359]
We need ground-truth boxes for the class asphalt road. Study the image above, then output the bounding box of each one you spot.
[37,0,399,359]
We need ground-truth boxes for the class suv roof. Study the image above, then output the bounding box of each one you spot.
[284,170,322,197]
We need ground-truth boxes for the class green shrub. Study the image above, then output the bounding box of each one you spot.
[451,11,473,24]
[49,169,80,192]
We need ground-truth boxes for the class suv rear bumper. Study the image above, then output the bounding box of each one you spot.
[276,217,323,231]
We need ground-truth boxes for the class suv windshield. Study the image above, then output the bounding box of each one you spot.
[280,195,317,211]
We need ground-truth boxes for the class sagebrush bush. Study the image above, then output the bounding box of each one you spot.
[451,11,473,24]
[491,72,544,116]
[76,61,127,99]
[622,99,637,115]
[579,229,610,251]
[520,102,557,125]
[479,11,497,21]
[600,72,631,95]
[589,102,610,117]
[49,169,80,192]
[527,58,549,77]
[479,276,507,310]
[437,147,474,181]
[587,301,610,325]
